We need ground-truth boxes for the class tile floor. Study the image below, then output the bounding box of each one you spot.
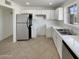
[0,37,60,59]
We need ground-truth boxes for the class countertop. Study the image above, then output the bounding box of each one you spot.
[52,25,79,58]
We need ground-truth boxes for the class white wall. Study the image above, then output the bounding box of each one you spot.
[0,7,3,41]
[0,0,61,40]
[2,7,13,39]
[20,8,55,20]
[11,2,22,14]
[0,7,13,41]
[9,1,23,42]
[32,19,46,37]
[57,0,79,35]
[63,0,76,7]
[9,0,79,41]
[18,7,55,38]
[63,0,77,24]
[32,18,62,38]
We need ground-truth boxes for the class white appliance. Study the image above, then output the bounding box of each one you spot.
[16,14,29,40]
[62,41,78,59]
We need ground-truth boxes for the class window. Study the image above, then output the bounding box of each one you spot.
[69,4,77,15]
[68,4,77,24]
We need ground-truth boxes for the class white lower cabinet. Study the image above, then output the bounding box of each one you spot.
[56,34,62,59]
[52,28,62,59]
[46,27,52,38]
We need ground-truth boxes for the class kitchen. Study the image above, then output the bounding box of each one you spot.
[0,0,79,59]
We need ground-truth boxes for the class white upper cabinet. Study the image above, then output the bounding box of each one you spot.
[49,10,55,20]
[27,10,55,20]
[55,7,64,20]
[45,10,55,20]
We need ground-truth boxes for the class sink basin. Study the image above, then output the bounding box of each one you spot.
[58,31,74,35]
[56,29,76,35]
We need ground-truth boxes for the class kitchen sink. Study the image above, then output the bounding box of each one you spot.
[56,29,76,35]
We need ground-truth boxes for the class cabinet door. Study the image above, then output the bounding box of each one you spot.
[55,7,63,20]
[52,28,54,38]
[46,27,52,38]
[53,31,62,59]
[50,10,55,20]
[56,35,62,59]
[52,28,56,43]
[52,30,58,48]
[55,9,59,20]
[59,8,63,20]
[46,10,50,20]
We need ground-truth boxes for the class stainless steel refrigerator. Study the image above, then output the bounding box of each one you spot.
[16,14,32,41]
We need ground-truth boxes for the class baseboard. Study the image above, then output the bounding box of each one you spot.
[0,35,13,42]
[4,35,13,39]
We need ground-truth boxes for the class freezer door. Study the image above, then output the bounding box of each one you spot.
[16,14,29,22]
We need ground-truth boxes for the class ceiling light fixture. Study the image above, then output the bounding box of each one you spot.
[26,2,30,5]
[49,2,52,5]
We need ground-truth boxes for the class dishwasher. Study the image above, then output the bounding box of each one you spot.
[62,41,78,59]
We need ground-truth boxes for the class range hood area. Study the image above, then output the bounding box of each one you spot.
[35,14,46,19]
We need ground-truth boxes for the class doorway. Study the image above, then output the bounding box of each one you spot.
[0,6,13,41]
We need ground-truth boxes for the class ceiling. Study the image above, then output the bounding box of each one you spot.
[12,0,66,8]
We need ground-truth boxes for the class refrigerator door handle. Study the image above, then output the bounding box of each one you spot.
[26,18,29,28]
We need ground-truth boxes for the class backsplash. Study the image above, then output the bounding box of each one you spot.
[45,20,64,28]
[65,24,79,35]
[57,21,79,35]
